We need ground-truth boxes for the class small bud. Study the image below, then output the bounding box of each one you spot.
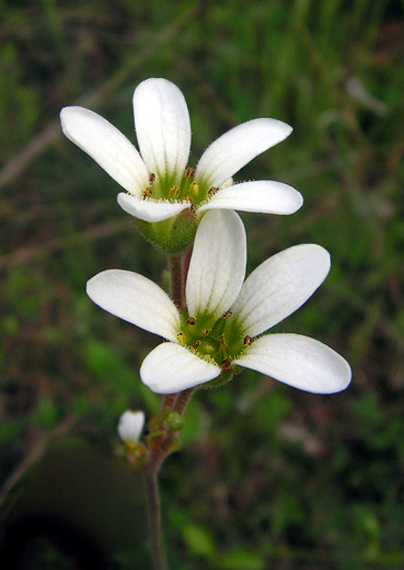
[163,411,184,432]
[118,410,145,444]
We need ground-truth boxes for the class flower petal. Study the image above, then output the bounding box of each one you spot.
[195,118,292,188]
[117,192,191,222]
[234,333,352,394]
[186,210,246,319]
[133,78,191,185]
[231,244,331,337]
[197,180,303,215]
[140,342,221,394]
[86,269,180,341]
[60,106,149,196]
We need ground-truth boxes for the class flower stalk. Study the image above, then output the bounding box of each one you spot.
[143,252,194,570]
[144,386,194,570]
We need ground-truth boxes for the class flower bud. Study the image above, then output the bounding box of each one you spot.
[118,410,145,444]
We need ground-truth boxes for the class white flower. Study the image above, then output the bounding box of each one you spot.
[118,410,145,444]
[86,210,351,395]
[60,78,303,225]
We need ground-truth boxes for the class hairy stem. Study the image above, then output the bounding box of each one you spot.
[145,462,168,570]
[144,247,195,569]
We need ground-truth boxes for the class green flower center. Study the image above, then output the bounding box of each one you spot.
[134,168,219,254]
[178,310,249,372]
[143,167,218,208]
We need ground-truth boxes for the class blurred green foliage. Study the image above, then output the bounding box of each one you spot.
[0,0,404,568]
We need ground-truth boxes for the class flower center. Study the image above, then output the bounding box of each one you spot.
[178,310,248,371]
[143,167,218,208]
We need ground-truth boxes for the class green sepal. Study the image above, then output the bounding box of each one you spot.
[134,208,197,254]
[163,411,184,432]
[124,442,147,469]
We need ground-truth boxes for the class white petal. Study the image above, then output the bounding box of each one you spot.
[234,334,352,394]
[118,410,145,443]
[186,210,246,319]
[117,192,191,222]
[197,180,303,215]
[86,269,180,341]
[140,342,221,394]
[60,106,149,196]
[195,118,292,188]
[133,78,191,184]
[232,244,331,337]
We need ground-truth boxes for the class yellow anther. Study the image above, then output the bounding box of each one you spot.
[201,327,212,337]
[169,185,179,197]
[187,316,196,325]
[184,166,195,178]
[222,310,232,319]
[219,333,229,352]
[208,186,218,196]
[243,335,252,346]
[143,187,153,198]
[177,332,186,344]
[221,357,232,369]
[183,194,192,202]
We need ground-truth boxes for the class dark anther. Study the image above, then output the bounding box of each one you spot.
[185,167,196,178]
[243,335,252,346]
[187,316,196,325]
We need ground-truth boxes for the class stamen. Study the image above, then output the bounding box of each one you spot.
[184,166,195,178]
[192,340,201,350]
[243,335,252,346]
[187,316,196,325]
[143,187,153,199]
[201,327,212,337]
[169,185,180,197]
[149,173,156,183]
[222,310,232,319]
[208,186,218,196]
[221,357,232,370]
[219,333,229,352]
